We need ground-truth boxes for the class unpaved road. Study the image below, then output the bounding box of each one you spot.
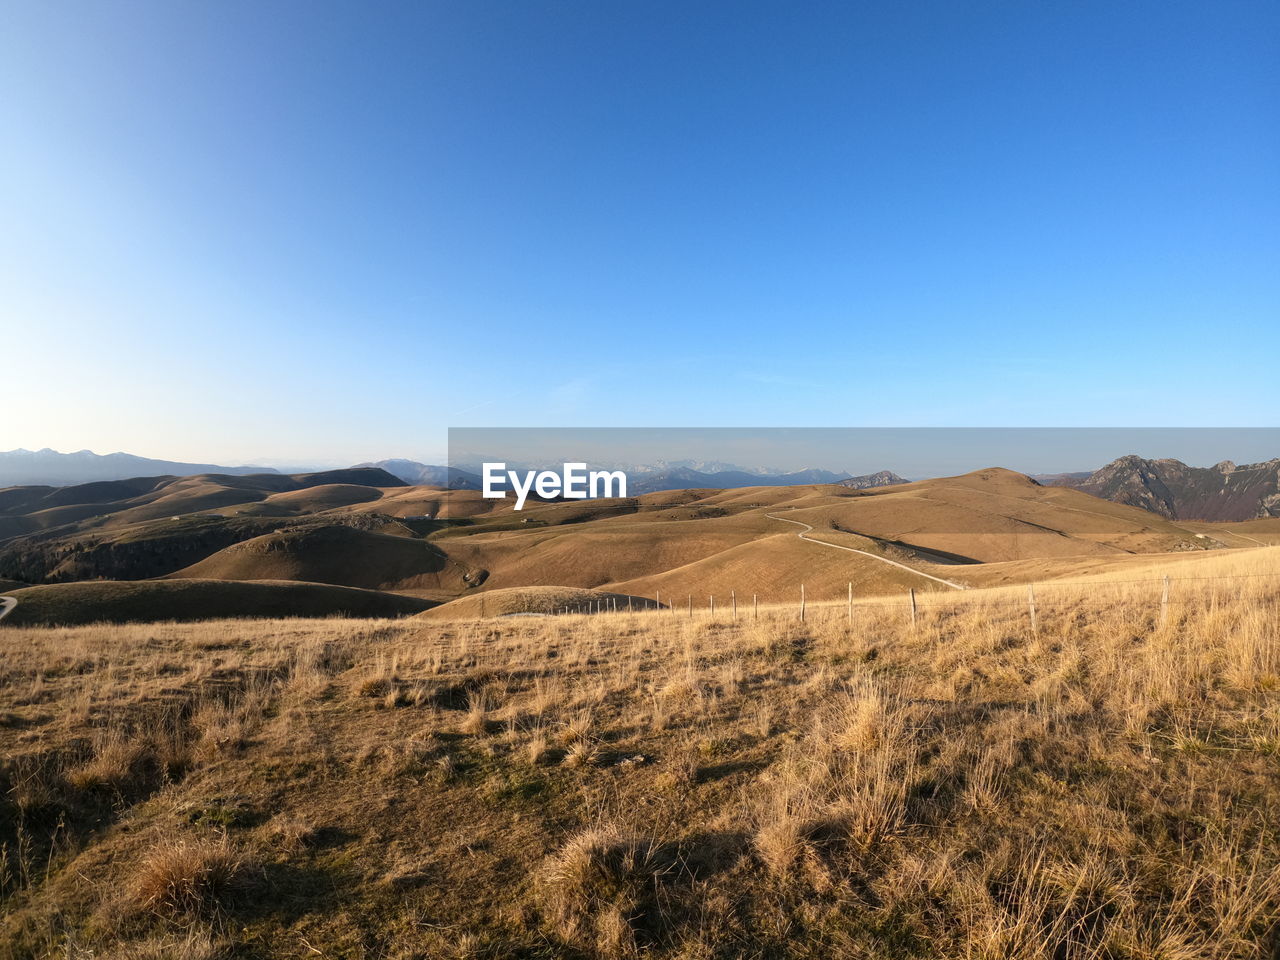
[766,513,967,590]
[0,596,16,623]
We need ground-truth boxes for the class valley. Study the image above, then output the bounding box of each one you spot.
[2,464,1277,627]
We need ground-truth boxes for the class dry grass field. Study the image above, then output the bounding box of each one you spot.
[1,549,1278,958]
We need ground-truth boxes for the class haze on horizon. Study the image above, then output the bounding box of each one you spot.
[2,1,1277,466]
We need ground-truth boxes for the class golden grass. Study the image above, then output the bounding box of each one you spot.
[0,549,1277,957]
[131,837,247,918]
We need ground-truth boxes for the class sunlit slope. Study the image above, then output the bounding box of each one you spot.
[5,467,1267,607]
[421,470,1223,600]
[168,525,480,592]
[0,469,406,539]
[783,468,1202,562]
[1179,517,1280,547]
[607,531,954,602]
[219,483,384,516]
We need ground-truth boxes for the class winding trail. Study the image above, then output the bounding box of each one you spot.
[0,596,16,623]
[766,513,967,590]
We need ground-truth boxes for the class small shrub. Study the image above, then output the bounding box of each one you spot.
[564,741,599,769]
[542,826,674,952]
[132,837,247,918]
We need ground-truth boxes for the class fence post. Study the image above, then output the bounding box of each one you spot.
[731,590,737,621]
[1028,584,1037,635]
[1160,575,1170,627]
[656,589,660,612]
[688,594,692,618]
[909,588,917,627]
[847,582,853,623]
[800,583,806,622]
[753,594,758,619]
[709,595,715,617]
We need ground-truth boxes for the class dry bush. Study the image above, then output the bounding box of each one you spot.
[542,825,675,954]
[460,689,492,735]
[563,741,599,769]
[131,837,247,918]
[526,727,553,766]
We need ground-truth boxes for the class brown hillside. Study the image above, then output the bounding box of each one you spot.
[422,470,1219,603]
[4,466,1272,609]
[222,483,385,517]
[0,577,433,626]
[168,524,481,592]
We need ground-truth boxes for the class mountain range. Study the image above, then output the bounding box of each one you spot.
[0,448,278,487]
[354,460,483,489]
[1053,455,1280,522]
[8,450,1277,521]
[626,465,848,494]
[363,460,908,494]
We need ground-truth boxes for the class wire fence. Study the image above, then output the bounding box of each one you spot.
[545,569,1280,621]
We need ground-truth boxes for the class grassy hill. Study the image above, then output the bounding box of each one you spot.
[218,483,384,517]
[0,548,1275,956]
[0,578,434,626]
[4,466,1278,614]
[0,467,405,537]
[169,524,481,593]
[424,469,1238,602]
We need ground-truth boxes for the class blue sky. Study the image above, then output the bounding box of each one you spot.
[2,1,1276,466]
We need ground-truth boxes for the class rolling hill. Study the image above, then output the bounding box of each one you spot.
[416,467,1273,602]
[168,524,482,594]
[3,462,1277,616]
[0,467,405,543]
[0,578,434,626]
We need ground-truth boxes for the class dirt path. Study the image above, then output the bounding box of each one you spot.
[766,513,967,590]
[0,596,16,623]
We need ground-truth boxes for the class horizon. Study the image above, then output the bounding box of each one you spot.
[3,1,1277,462]
[7,423,1280,482]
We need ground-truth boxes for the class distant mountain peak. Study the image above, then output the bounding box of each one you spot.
[836,470,909,490]
[352,460,481,489]
[1071,454,1280,521]
[0,448,280,488]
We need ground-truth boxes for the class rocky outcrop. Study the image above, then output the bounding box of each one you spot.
[1071,455,1280,521]
[836,471,909,490]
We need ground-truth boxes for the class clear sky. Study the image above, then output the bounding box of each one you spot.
[2,1,1276,467]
